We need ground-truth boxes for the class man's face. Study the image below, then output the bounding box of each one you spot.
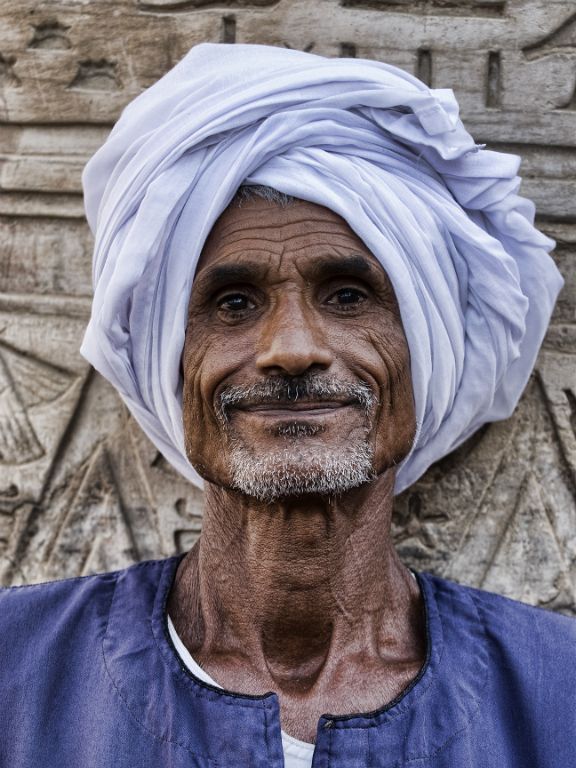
[182,196,416,501]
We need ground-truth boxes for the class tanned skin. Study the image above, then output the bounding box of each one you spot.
[169,197,425,744]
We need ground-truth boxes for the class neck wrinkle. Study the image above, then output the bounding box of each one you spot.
[168,470,425,694]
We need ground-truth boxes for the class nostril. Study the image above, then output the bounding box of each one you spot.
[256,341,333,376]
[255,300,334,375]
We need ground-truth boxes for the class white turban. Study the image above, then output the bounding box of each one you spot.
[81,43,563,494]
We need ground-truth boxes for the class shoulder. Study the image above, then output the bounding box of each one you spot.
[0,565,120,602]
[0,558,173,670]
[424,573,576,679]
[456,576,573,639]
[1,565,122,630]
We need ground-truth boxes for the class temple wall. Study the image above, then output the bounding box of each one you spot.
[0,0,575,612]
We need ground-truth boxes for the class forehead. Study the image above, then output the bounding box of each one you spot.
[196,196,379,273]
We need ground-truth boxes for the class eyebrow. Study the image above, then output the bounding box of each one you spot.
[192,261,268,295]
[192,253,387,298]
[306,254,377,280]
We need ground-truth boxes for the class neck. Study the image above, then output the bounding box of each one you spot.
[169,471,424,693]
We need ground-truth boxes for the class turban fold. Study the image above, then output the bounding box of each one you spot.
[81,43,563,494]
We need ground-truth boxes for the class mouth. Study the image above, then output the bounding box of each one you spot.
[238,400,355,417]
[217,376,376,426]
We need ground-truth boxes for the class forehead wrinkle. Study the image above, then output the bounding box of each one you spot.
[199,203,388,284]
[211,229,371,264]
[204,235,286,262]
[198,241,389,289]
[214,209,361,245]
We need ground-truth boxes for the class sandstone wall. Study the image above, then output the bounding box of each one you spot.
[0,0,575,612]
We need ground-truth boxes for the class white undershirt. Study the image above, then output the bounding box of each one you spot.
[167,616,315,768]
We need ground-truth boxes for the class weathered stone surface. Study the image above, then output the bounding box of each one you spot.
[394,366,576,612]
[0,0,574,616]
[0,217,92,295]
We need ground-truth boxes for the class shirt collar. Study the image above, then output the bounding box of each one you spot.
[103,556,487,766]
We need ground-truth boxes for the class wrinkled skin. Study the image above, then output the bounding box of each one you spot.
[169,197,425,743]
[182,198,416,486]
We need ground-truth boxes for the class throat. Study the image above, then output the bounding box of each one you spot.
[260,612,334,692]
[168,475,426,715]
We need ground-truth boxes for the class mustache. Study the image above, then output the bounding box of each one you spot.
[217,375,376,421]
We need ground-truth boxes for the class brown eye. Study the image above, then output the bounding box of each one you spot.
[217,293,255,312]
[327,287,367,308]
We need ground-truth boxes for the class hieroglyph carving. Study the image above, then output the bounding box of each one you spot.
[0,343,73,465]
[0,0,574,616]
[523,11,576,109]
[340,0,506,16]
[138,0,277,9]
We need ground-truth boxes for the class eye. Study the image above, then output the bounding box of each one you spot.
[216,291,257,316]
[326,287,368,309]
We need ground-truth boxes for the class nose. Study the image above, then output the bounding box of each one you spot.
[255,294,333,376]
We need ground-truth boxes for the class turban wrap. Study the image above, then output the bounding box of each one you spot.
[81,43,563,494]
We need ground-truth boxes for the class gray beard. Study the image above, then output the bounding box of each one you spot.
[218,375,378,503]
[227,434,376,502]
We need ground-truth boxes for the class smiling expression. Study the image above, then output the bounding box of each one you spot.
[182,195,416,498]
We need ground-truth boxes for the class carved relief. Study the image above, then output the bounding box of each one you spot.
[0,0,574,620]
[0,342,75,465]
[68,60,120,91]
[523,12,576,61]
[0,372,204,585]
[28,21,71,51]
[0,54,20,88]
[138,0,277,9]
[394,370,576,614]
[485,50,500,107]
[522,11,576,110]
[339,0,506,17]
[0,309,87,515]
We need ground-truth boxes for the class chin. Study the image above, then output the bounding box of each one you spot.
[227,441,377,503]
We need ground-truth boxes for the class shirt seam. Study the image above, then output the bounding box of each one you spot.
[0,558,169,592]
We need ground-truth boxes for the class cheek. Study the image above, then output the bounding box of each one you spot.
[183,324,244,416]
[362,327,416,466]
[181,326,254,475]
[182,348,212,471]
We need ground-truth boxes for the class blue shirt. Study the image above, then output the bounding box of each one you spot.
[0,556,574,767]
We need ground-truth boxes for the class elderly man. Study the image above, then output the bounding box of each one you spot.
[0,43,574,768]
